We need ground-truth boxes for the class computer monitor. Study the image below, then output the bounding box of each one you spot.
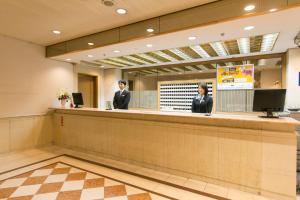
[253,89,286,118]
[72,93,84,108]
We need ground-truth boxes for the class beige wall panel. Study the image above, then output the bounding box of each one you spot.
[0,119,10,153]
[0,34,74,118]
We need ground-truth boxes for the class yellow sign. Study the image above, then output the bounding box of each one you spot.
[217,64,254,90]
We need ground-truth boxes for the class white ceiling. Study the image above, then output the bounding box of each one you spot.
[0,0,216,45]
[53,6,300,67]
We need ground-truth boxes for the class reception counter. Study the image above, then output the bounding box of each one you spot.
[51,107,300,200]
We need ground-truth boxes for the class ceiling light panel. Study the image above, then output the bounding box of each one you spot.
[123,55,149,65]
[190,45,211,58]
[109,57,135,65]
[209,42,228,56]
[261,33,279,52]
[137,53,162,63]
[154,51,179,62]
[169,49,193,60]
[238,38,250,54]
[100,59,128,67]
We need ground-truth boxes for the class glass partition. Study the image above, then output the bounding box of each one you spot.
[123,56,283,112]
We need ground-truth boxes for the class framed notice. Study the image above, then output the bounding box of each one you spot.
[217,64,254,90]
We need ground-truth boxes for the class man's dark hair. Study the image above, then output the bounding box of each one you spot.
[118,80,127,85]
[198,83,209,96]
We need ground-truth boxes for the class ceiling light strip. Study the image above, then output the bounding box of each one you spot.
[209,42,228,57]
[237,38,250,54]
[154,51,178,62]
[261,33,279,52]
[190,45,211,58]
[124,55,151,64]
[169,49,193,60]
[100,59,128,67]
[109,57,135,66]
[137,53,162,63]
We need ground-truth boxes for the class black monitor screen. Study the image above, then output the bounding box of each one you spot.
[253,89,286,112]
[72,93,84,107]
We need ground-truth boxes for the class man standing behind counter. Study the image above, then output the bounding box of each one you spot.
[113,80,131,110]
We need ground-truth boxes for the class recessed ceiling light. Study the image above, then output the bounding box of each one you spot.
[146,44,153,47]
[178,72,183,75]
[116,8,127,15]
[87,55,93,58]
[269,8,277,12]
[65,58,71,61]
[188,36,197,41]
[113,50,120,53]
[88,42,94,46]
[244,5,255,11]
[146,28,154,33]
[100,65,104,68]
[52,30,61,35]
[244,26,255,31]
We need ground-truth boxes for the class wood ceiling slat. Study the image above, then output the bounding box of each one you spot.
[204,64,215,69]
[146,52,170,62]
[190,65,203,70]
[106,58,132,66]
[200,43,218,57]
[168,68,181,72]
[182,66,193,71]
[119,56,145,65]
[180,47,201,59]
[224,40,240,55]
[161,50,184,61]
[130,55,156,64]
[250,35,263,53]
[97,60,125,67]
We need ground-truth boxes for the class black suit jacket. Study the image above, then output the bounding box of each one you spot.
[113,90,131,109]
[191,95,213,113]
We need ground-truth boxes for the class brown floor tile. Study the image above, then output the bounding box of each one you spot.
[84,178,104,189]
[14,171,33,178]
[37,182,64,194]
[8,195,33,200]
[66,172,86,181]
[22,176,47,186]
[51,167,71,175]
[128,193,152,200]
[105,185,127,198]
[0,187,17,198]
[57,190,82,200]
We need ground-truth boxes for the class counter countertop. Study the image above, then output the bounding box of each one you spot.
[51,107,300,132]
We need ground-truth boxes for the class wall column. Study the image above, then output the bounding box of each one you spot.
[286,48,300,108]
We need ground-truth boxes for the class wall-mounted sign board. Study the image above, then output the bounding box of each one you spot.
[217,64,254,90]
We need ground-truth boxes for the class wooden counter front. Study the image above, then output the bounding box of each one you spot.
[52,107,299,200]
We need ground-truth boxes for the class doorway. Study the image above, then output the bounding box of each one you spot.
[78,74,98,108]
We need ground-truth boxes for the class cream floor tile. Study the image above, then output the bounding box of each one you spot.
[32,192,58,200]
[80,187,104,199]
[228,188,254,200]
[179,190,215,200]
[153,183,186,199]
[165,174,188,186]
[11,184,41,197]
[61,180,84,191]
[184,178,207,191]
[150,193,171,200]
[204,183,228,198]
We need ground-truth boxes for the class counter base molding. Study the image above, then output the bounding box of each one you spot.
[52,108,299,200]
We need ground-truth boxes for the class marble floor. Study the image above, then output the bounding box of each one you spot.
[0,146,291,200]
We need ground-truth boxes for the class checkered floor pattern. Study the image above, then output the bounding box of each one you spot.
[0,162,158,200]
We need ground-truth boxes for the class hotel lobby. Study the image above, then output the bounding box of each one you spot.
[1,0,300,200]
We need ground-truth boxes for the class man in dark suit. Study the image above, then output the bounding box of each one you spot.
[113,80,131,110]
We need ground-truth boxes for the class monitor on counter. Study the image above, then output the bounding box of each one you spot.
[72,93,84,108]
[253,89,286,118]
